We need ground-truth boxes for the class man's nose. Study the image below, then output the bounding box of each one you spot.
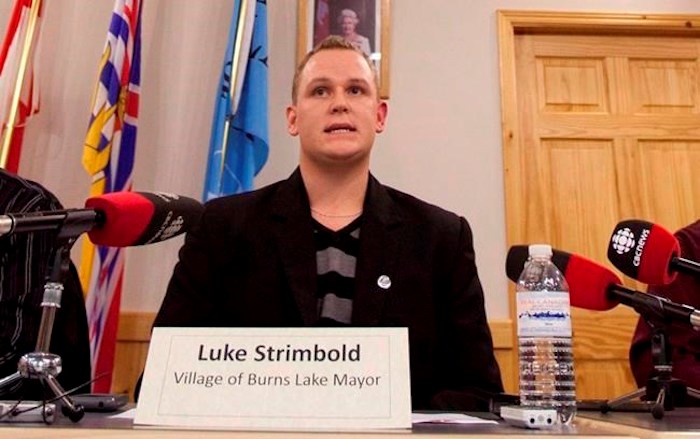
[330,93,349,113]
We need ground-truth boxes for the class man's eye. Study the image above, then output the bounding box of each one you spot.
[348,86,363,95]
[312,87,328,96]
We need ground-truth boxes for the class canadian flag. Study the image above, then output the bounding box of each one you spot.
[0,0,42,172]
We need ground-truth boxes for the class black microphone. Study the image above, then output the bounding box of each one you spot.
[507,245,700,328]
[608,219,700,285]
[0,191,203,246]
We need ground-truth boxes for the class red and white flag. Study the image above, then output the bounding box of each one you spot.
[0,0,42,172]
[313,0,330,46]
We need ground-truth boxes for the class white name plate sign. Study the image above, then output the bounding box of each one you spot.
[135,327,411,431]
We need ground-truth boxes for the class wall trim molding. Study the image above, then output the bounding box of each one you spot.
[113,312,516,396]
[117,311,155,341]
[116,311,513,348]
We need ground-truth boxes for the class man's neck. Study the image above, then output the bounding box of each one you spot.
[301,162,369,231]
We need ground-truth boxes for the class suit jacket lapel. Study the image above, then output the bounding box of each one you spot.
[271,169,318,326]
[353,174,404,325]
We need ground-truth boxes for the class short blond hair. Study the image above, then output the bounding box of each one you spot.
[291,35,378,103]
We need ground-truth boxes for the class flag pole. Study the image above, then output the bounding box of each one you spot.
[0,0,42,169]
[218,0,250,194]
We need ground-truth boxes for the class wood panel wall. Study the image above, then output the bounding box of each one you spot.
[112,312,154,400]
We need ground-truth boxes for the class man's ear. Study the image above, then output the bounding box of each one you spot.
[286,106,299,136]
[375,101,388,133]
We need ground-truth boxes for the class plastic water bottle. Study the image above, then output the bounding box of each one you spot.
[516,244,576,425]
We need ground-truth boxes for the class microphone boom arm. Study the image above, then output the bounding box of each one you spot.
[607,284,700,329]
[0,209,103,238]
[671,256,700,277]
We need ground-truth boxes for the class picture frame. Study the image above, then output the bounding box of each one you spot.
[296,0,391,99]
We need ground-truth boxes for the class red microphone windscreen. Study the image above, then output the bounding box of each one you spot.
[506,245,620,311]
[608,220,680,285]
[85,192,155,247]
[564,254,621,311]
[639,224,680,285]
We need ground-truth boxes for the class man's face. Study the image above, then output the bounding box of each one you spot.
[286,49,387,169]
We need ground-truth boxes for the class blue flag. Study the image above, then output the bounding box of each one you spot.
[203,0,268,201]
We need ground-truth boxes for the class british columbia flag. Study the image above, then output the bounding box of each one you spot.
[80,0,142,392]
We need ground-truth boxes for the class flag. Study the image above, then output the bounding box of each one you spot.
[0,0,42,172]
[313,0,330,46]
[80,0,142,393]
[203,0,268,201]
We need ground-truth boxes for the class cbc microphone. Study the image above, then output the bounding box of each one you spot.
[608,219,700,285]
[0,191,203,247]
[86,192,202,246]
[506,245,620,311]
[506,245,700,328]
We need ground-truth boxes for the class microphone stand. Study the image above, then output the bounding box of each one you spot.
[0,213,98,422]
[601,321,700,420]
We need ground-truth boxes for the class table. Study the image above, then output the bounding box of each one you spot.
[578,407,700,439]
[0,408,636,438]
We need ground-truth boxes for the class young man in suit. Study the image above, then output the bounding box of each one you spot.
[153,36,503,410]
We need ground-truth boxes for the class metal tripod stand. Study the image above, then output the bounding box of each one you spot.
[602,325,700,420]
[0,212,99,422]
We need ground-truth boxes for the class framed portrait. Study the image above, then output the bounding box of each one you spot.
[297,0,391,99]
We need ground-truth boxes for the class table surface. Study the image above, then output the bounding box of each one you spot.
[1,405,699,438]
[576,407,700,439]
[0,407,646,439]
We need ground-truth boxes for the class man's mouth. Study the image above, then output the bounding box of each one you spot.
[324,123,356,134]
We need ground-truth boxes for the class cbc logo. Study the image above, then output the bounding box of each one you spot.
[161,216,184,240]
[611,228,635,254]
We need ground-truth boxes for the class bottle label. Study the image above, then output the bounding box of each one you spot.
[516,291,572,337]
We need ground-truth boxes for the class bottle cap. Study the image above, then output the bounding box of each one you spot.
[528,244,552,257]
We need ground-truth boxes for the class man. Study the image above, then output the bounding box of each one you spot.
[629,219,700,404]
[154,36,503,410]
[0,169,91,400]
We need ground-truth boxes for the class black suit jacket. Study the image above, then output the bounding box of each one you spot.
[154,169,503,410]
[0,170,91,399]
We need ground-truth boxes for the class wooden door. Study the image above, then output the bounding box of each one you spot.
[499,12,700,399]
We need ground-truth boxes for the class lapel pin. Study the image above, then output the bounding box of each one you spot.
[377,275,391,289]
